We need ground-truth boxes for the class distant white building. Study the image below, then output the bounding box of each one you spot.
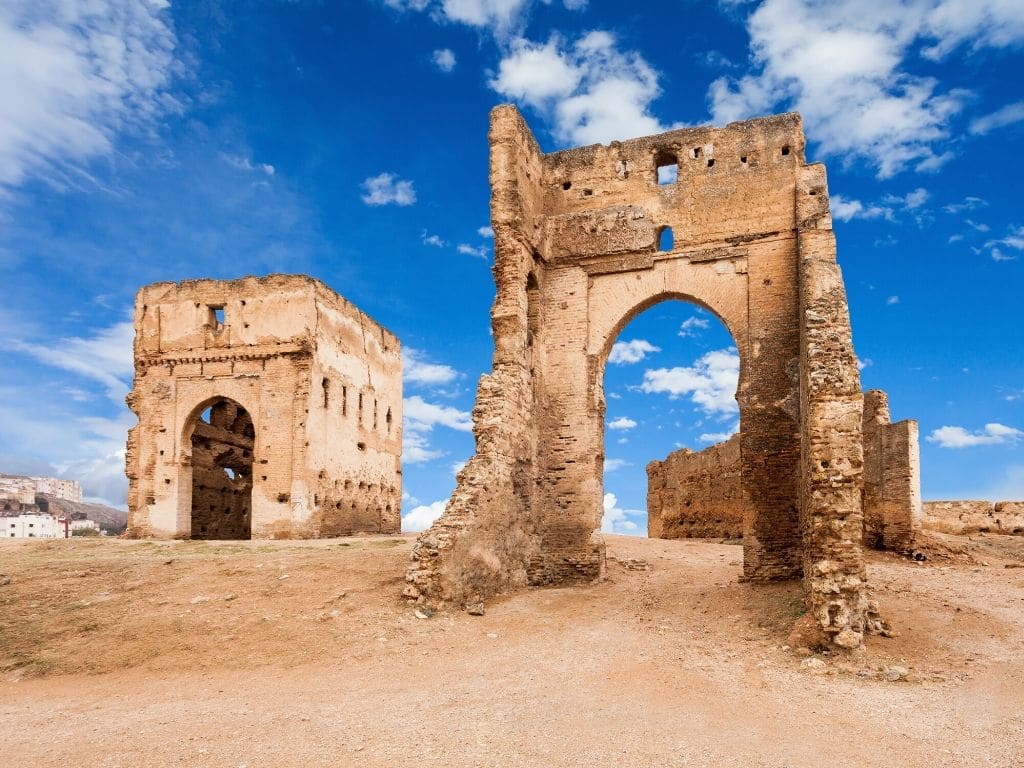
[5,514,65,539]
[0,476,36,507]
[0,474,83,504]
[30,476,83,503]
[70,519,101,535]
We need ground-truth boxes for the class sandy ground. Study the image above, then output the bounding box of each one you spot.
[1,533,1023,768]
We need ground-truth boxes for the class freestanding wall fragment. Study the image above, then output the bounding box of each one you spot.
[861,390,922,552]
[406,106,872,648]
[646,435,743,539]
[125,274,402,539]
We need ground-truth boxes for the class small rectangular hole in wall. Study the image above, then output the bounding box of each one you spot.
[322,378,330,409]
[692,147,702,159]
[655,150,678,185]
[740,156,748,164]
[357,442,366,451]
[207,306,225,333]
[781,145,790,156]
[707,158,715,168]
[358,392,363,423]
[342,386,347,416]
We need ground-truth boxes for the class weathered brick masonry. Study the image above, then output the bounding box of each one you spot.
[406,106,873,648]
[649,389,922,556]
[646,435,744,539]
[125,275,402,539]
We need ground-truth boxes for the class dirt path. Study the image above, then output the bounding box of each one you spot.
[1,534,1023,767]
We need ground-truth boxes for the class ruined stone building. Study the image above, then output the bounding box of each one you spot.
[647,389,923,554]
[125,275,402,540]
[406,105,880,649]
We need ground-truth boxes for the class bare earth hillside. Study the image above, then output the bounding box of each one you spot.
[1,534,1022,767]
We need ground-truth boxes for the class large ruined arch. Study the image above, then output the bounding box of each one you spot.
[594,293,743,537]
[182,397,255,540]
[407,106,870,649]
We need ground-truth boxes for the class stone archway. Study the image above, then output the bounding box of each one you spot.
[185,398,255,540]
[407,106,870,649]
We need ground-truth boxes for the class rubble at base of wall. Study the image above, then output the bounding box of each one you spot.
[922,501,1024,536]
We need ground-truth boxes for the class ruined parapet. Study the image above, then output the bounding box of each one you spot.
[796,162,871,648]
[647,435,743,539]
[861,390,922,552]
[125,274,402,540]
[922,501,1024,536]
[408,106,869,649]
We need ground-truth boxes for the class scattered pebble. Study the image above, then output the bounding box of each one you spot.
[0,575,11,586]
[190,595,211,605]
[414,608,432,620]
[885,666,909,682]
[466,602,485,616]
[801,657,826,672]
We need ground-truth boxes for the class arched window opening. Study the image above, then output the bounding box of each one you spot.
[189,398,254,540]
[601,300,739,540]
[658,227,674,252]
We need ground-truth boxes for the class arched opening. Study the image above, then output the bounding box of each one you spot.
[187,397,254,540]
[600,299,740,540]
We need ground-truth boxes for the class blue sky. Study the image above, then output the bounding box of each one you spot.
[1,0,1022,535]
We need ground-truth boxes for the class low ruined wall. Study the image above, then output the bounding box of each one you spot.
[922,501,1024,536]
[647,435,742,539]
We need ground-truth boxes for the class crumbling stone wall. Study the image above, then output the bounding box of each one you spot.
[125,274,402,539]
[861,390,922,552]
[922,501,1024,536]
[407,106,871,648]
[646,435,743,539]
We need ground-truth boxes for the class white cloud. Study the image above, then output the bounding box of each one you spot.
[451,459,467,476]
[608,338,660,365]
[491,31,666,146]
[402,499,447,532]
[432,48,457,72]
[709,0,1024,177]
[403,348,459,386]
[385,0,585,39]
[607,417,637,431]
[222,153,275,177]
[604,458,629,472]
[457,243,489,259]
[883,187,929,209]
[9,320,134,403]
[830,195,892,222]
[360,172,416,206]
[601,492,642,535]
[927,423,1023,449]
[0,0,179,190]
[944,196,987,214]
[699,421,739,444]
[404,395,473,432]
[984,226,1024,259]
[678,317,710,338]
[887,295,900,305]
[402,430,444,464]
[477,225,494,238]
[970,101,1024,135]
[421,231,447,247]
[641,348,740,417]
[857,357,874,371]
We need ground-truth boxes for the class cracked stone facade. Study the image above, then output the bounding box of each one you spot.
[406,105,871,648]
[125,274,402,539]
